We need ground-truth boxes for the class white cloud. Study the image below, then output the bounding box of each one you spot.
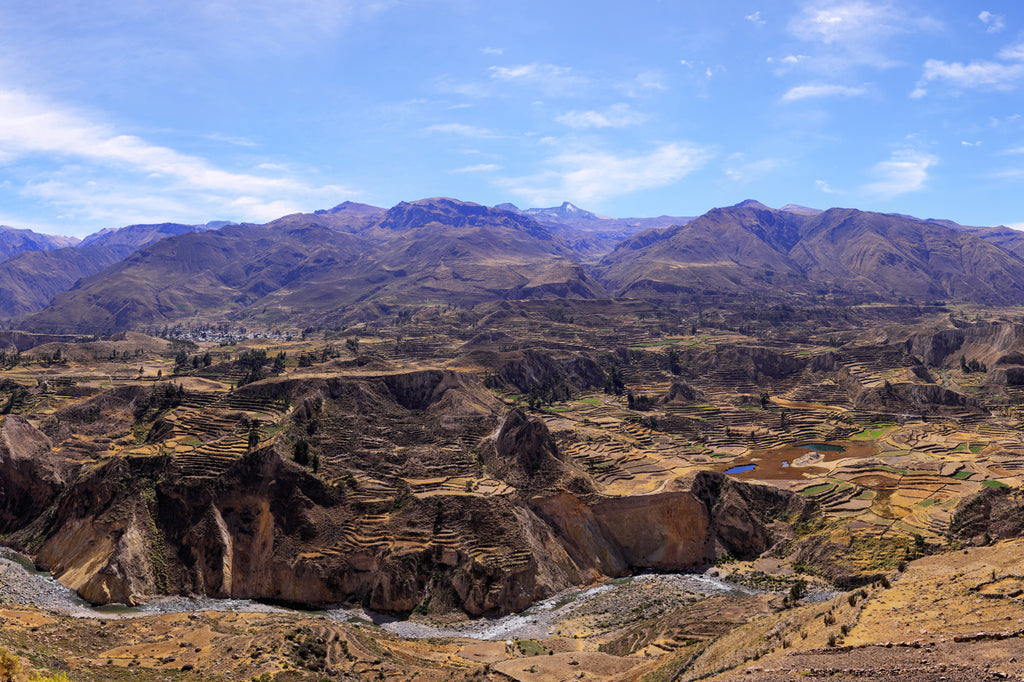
[783,54,809,64]
[746,11,766,25]
[979,11,1005,33]
[481,47,503,55]
[497,143,714,207]
[205,132,258,147]
[0,88,349,228]
[782,83,868,101]
[1003,146,1024,155]
[621,71,667,96]
[916,58,1024,93]
[724,155,782,182]
[556,104,647,129]
[789,0,939,70]
[816,179,837,193]
[961,140,981,147]
[425,123,499,138]
[450,163,501,173]
[489,63,588,95]
[863,148,937,197]
[195,0,395,43]
[990,113,1023,128]
[913,40,1024,97]
[989,168,1024,180]
[998,43,1024,62]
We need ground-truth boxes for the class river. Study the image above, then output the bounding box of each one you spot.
[0,547,784,641]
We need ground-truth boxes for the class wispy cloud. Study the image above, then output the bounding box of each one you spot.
[620,71,667,97]
[497,143,714,206]
[912,57,1024,97]
[489,63,588,95]
[979,11,1005,33]
[746,11,766,26]
[450,163,501,173]
[481,47,503,55]
[788,0,939,71]
[816,179,837,193]
[425,123,500,138]
[724,154,782,182]
[0,88,349,228]
[781,83,868,101]
[999,43,1024,61]
[556,104,647,129]
[193,0,396,47]
[205,132,259,147]
[863,148,937,197]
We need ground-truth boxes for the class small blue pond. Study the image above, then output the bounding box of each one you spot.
[725,464,757,475]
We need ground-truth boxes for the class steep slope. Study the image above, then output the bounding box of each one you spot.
[79,222,206,249]
[253,198,605,319]
[0,243,138,318]
[944,221,1024,261]
[595,201,1024,305]
[267,200,387,234]
[594,200,814,298]
[360,198,604,302]
[0,372,812,614]
[19,198,604,332]
[0,225,78,262]
[0,224,218,319]
[20,224,372,333]
[789,208,1024,303]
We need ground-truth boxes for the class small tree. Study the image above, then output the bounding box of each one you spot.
[247,418,261,451]
[664,346,681,375]
[292,439,310,466]
[788,578,807,604]
[0,649,20,682]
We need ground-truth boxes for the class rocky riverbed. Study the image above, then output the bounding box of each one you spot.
[4,545,843,646]
[0,548,292,619]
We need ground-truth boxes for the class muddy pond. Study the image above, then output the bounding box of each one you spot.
[721,440,878,480]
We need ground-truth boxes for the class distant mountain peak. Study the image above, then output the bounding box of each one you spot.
[315,200,386,216]
[779,204,823,215]
[732,199,771,210]
[515,201,606,222]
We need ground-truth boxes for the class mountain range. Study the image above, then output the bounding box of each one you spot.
[6,198,1024,333]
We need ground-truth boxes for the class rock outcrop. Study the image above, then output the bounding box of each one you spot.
[532,471,814,577]
[0,416,69,533]
[949,485,1024,544]
[0,369,815,617]
[661,380,704,404]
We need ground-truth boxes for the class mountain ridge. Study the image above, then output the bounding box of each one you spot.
[7,197,1024,332]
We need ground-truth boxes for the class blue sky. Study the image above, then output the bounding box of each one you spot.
[2,0,1024,237]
